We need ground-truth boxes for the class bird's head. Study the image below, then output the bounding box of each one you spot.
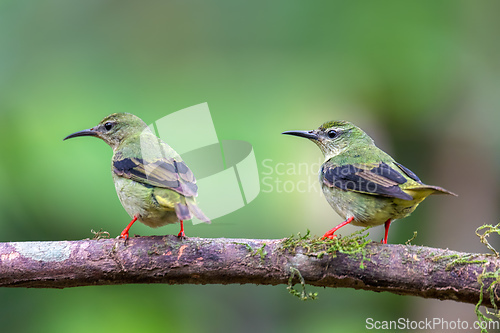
[64,113,149,149]
[282,120,374,159]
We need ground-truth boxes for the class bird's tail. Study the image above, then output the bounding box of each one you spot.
[423,185,457,196]
[174,198,211,224]
[408,185,457,197]
[186,198,211,223]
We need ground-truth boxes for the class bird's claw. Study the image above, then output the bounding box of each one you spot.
[119,232,129,240]
[177,231,186,238]
[321,231,337,240]
[321,232,337,240]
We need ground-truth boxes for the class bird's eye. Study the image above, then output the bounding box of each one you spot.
[104,122,114,131]
[327,130,337,138]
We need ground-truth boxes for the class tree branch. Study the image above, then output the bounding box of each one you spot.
[0,235,499,308]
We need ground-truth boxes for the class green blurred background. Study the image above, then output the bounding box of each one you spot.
[1,0,500,332]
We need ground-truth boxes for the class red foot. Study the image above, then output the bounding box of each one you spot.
[321,217,354,240]
[120,216,138,240]
[381,219,391,244]
[177,220,185,238]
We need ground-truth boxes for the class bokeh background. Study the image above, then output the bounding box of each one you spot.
[1,0,500,332]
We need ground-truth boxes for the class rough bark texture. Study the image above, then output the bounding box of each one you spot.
[0,236,498,308]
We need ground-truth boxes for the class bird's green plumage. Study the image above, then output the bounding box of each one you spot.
[283,120,456,228]
[64,113,210,232]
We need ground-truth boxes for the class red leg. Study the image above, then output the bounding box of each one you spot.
[321,217,354,240]
[177,220,185,238]
[120,215,138,240]
[381,219,391,244]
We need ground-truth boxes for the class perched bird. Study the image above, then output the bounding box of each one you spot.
[64,113,210,239]
[282,120,456,244]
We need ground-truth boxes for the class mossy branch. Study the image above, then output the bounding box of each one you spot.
[0,234,499,311]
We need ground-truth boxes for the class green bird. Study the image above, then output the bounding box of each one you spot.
[282,120,456,244]
[64,113,210,239]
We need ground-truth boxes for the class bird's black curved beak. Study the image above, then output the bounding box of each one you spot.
[282,130,319,140]
[63,128,98,141]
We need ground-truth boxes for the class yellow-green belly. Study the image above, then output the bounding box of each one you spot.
[321,185,431,226]
[113,175,179,228]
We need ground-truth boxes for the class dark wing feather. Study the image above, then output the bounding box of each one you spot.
[321,161,413,200]
[394,162,422,183]
[113,156,198,197]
